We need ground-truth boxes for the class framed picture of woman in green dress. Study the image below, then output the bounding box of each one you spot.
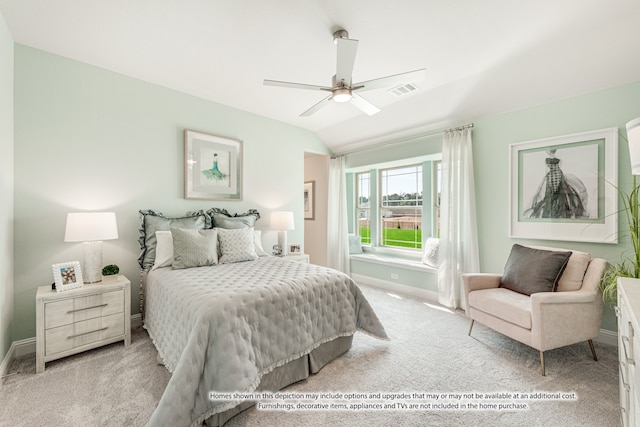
[184,130,243,200]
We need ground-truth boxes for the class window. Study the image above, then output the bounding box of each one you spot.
[380,165,422,249]
[348,156,440,255]
[356,172,371,244]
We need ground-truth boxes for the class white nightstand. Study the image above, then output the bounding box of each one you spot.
[283,254,310,263]
[36,275,131,373]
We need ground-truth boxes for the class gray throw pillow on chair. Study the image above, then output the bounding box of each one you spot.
[499,244,572,296]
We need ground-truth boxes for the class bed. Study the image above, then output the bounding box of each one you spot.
[138,209,388,427]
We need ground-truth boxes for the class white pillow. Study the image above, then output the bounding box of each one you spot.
[254,230,268,256]
[422,237,439,268]
[348,234,363,254]
[218,227,259,264]
[152,231,174,270]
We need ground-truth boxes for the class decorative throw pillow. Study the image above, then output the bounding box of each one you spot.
[138,210,211,270]
[422,237,439,268]
[171,228,218,269]
[207,208,260,229]
[152,231,174,270]
[348,234,363,254]
[217,227,259,264]
[500,244,572,296]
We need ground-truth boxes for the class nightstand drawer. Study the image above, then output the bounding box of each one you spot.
[45,289,124,329]
[45,312,124,356]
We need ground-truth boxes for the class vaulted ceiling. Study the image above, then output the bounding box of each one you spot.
[1,0,639,152]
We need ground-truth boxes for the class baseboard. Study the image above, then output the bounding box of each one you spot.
[353,273,439,303]
[597,328,617,347]
[131,313,142,329]
[0,313,144,385]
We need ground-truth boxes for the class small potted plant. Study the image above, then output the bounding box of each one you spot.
[102,264,120,282]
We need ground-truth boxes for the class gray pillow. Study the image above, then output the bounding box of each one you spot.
[138,210,211,270]
[207,208,260,229]
[171,228,218,269]
[500,244,572,296]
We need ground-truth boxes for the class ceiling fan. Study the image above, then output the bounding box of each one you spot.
[264,29,426,117]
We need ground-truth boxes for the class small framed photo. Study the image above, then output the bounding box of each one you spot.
[52,261,84,292]
[289,244,302,254]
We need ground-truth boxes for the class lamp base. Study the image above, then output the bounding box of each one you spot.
[82,241,103,283]
[277,231,288,256]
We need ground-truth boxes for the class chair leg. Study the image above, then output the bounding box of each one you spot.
[588,339,598,361]
[540,351,546,376]
[468,319,474,336]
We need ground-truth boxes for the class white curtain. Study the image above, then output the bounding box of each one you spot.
[438,128,480,308]
[327,156,351,274]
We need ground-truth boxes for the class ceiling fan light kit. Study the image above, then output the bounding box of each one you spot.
[332,87,352,103]
[264,29,426,117]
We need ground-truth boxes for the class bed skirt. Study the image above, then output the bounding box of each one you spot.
[204,334,354,426]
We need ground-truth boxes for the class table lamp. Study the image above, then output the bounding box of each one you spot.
[64,212,119,283]
[271,211,295,256]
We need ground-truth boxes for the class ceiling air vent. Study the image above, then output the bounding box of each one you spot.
[389,82,420,97]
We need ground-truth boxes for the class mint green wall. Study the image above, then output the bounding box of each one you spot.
[0,13,14,363]
[13,45,329,341]
[345,81,640,333]
[473,81,640,332]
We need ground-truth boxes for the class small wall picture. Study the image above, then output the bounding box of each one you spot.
[289,244,302,254]
[52,261,84,292]
[304,181,315,220]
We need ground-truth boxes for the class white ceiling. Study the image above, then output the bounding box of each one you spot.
[1,0,640,152]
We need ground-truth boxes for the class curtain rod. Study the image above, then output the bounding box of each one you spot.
[331,122,474,158]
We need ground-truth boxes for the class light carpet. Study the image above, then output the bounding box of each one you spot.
[0,286,618,427]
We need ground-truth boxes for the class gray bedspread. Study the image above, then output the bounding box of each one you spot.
[144,257,388,427]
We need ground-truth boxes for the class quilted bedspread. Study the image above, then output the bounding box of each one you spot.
[143,257,388,427]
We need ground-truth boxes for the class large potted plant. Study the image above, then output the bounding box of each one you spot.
[600,176,640,305]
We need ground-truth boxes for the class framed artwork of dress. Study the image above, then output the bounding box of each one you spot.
[184,130,243,200]
[509,127,618,243]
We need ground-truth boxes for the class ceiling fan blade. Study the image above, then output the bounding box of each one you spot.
[353,68,427,92]
[335,38,358,86]
[263,79,331,91]
[300,95,333,117]
[350,93,380,116]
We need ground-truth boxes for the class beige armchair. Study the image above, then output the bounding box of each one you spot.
[462,245,606,376]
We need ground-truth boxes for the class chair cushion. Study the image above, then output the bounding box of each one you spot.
[469,288,532,329]
[529,245,591,292]
[499,244,572,296]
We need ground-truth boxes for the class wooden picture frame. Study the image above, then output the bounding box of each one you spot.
[509,127,618,243]
[304,181,315,220]
[184,130,243,200]
[52,261,84,292]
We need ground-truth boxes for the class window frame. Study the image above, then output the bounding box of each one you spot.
[378,163,423,251]
[355,171,371,246]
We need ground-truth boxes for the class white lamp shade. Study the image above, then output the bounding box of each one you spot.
[271,211,295,231]
[64,212,119,242]
[628,117,640,175]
